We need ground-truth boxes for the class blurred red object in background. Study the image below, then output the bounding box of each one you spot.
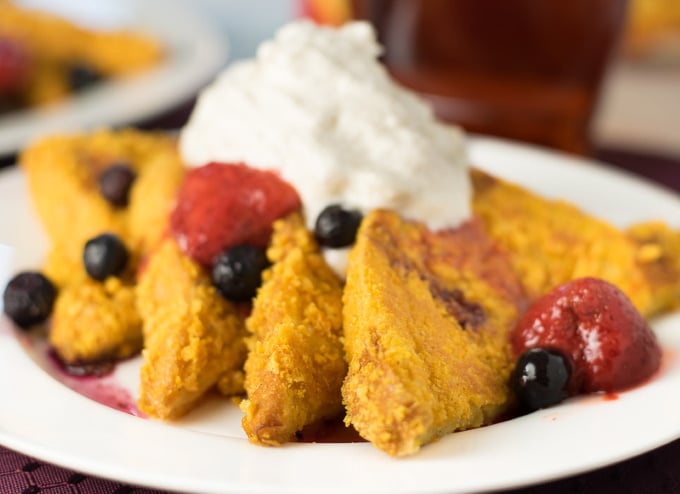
[298,0,351,26]
[0,37,31,96]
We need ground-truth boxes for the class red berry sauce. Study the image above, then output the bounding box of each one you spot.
[46,349,143,416]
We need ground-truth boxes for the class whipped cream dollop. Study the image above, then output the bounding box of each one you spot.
[180,21,471,272]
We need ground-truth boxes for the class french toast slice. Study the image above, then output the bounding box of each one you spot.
[342,210,528,456]
[20,128,185,286]
[241,213,345,445]
[136,238,247,420]
[49,276,142,364]
[471,168,680,316]
[20,129,184,364]
[626,221,680,315]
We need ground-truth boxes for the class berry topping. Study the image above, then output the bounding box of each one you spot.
[98,163,136,207]
[0,37,31,95]
[67,63,102,92]
[512,277,662,394]
[83,233,129,281]
[212,245,270,302]
[2,271,57,329]
[170,162,301,267]
[511,347,572,412]
[314,204,363,248]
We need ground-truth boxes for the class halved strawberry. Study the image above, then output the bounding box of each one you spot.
[170,162,301,267]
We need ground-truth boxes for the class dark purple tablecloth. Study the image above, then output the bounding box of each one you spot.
[1,104,679,493]
[2,438,679,494]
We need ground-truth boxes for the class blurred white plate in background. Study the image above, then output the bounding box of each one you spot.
[0,0,229,157]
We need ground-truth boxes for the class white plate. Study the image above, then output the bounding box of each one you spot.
[0,0,228,157]
[0,136,679,494]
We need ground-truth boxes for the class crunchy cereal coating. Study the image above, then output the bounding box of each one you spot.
[342,210,527,456]
[241,213,345,446]
[20,129,183,366]
[20,128,184,287]
[626,221,680,315]
[471,168,680,317]
[136,238,247,420]
[50,276,142,364]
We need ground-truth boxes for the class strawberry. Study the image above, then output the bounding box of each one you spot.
[0,37,31,95]
[170,162,301,267]
[512,277,662,393]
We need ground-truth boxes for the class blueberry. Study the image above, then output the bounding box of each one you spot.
[68,63,102,92]
[212,245,270,302]
[83,233,129,281]
[511,347,572,412]
[98,163,136,207]
[314,204,363,248]
[3,271,57,329]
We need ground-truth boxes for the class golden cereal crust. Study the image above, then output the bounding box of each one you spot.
[241,213,345,445]
[136,238,247,420]
[471,168,642,306]
[342,210,527,456]
[20,128,184,286]
[50,276,142,364]
[471,168,680,316]
[626,221,680,314]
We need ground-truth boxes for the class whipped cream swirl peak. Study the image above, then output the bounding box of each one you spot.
[180,20,471,235]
